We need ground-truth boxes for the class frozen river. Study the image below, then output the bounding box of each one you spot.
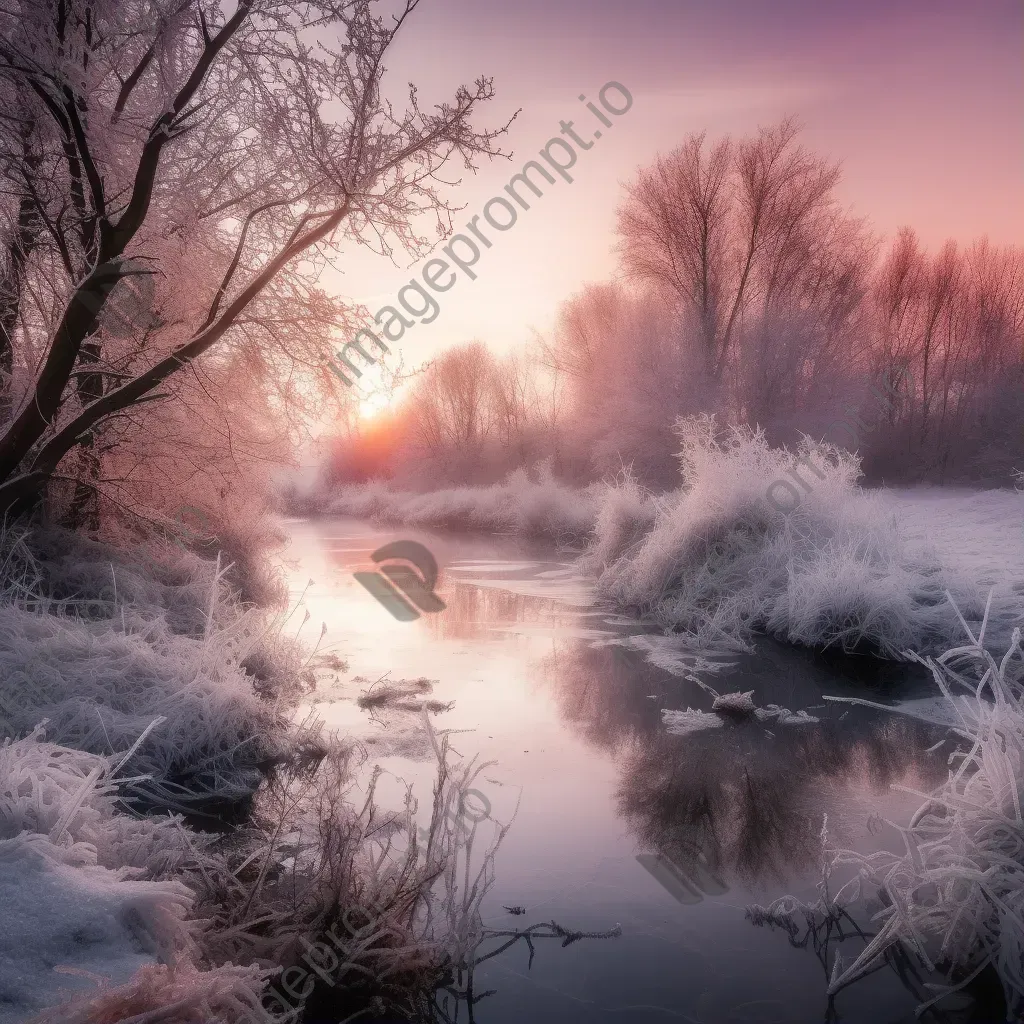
[282,516,995,1024]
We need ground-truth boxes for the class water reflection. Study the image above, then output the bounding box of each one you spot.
[316,526,950,892]
[293,520,965,1022]
[617,716,942,887]
[536,635,944,886]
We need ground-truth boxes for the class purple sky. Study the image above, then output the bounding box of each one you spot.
[330,0,1023,376]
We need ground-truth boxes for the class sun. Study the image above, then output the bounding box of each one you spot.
[358,390,392,420]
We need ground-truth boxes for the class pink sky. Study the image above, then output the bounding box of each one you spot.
[328,0,1022,377]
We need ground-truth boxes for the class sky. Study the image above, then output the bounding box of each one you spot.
[325,0,1023,391]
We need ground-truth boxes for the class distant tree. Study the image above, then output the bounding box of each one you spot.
[866,230,1024,480]
[538,282,709,484]
[539,282,628,386]
[616,119,864,388]
[489,351,540,467]
[405,341,496,478]
[310,115,1024,493]
[0,0,507,519]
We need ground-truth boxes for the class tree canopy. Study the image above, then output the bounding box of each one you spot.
[0,0,507,521]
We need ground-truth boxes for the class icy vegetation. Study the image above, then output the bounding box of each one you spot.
[662,685,820,737]
[27,964,274,1024]
[4,708,519,1022]
[0,726,265,1024]
[594,416,1024,657]
[0,523,304,1020]
[324,465,610,547]
[309,415,1024,659]
[0,523,525,1021]
[749,604,1024,1021]
[0,525,304,811]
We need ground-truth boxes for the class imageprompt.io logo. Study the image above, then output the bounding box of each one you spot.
[636,850,728,905]
[355,540,446,621]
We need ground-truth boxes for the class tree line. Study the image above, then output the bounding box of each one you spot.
[326,119,1024,490]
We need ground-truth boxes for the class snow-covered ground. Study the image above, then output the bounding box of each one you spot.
[0,527,292,1023]
[0,729,204,1023]
[886,486,1024,596]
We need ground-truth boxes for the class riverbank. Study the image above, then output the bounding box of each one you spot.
[297,423,1024,661]
[0,520,296,1020]
[0,521,506,1023]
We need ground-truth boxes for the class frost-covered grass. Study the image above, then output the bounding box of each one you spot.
[580,469,659,570]
[4,712,516,1021]
[191,717,515,1021]
[749,602,1024,1021]
[27,963,274,1024]
[323,465,609,546]
[0,723,210,877]
[0,525,306,811]
[0,523,302,1018]
[0,516,321,1021]
[595,416,1024,657]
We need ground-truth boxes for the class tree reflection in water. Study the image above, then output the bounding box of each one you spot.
[618,715,942,887]
[533,634,943,890]
[532,634,1003,1019]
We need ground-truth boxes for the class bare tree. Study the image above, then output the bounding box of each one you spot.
[616,119,853,383]
[615,133,731,367]
[407,341,495,475]
[864,228,1024,480]
[0,0,509,516]
[489,350,538,465]
[538,282,710,484]
[538,281,626,389]
[736,205,876,436]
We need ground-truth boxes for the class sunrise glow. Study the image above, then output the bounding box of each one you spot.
[358,390,393,421]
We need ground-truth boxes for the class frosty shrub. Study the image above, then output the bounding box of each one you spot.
[327,463,604,546]
[189,715,515,1021]
[579,468,660,573]
[594,415,1024,657]
[750,599,1024,1021]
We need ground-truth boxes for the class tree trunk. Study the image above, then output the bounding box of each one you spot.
[0,125,42,420]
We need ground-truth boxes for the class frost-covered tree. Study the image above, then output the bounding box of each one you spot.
[866,230,1024,480]
[0,0,507,519]
[615,119,868,389]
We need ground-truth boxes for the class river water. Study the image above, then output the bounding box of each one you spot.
[281,517,984,1024]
